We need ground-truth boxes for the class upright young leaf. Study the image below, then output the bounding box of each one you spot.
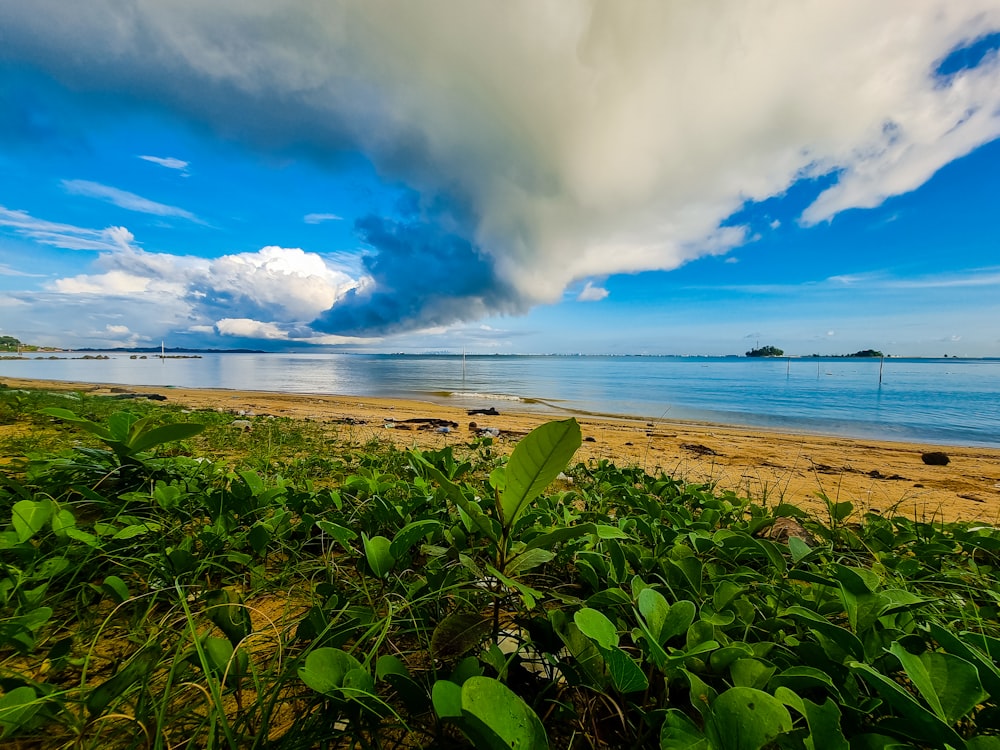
[500,419,581,529]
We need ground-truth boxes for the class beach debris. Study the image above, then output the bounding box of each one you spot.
[468,421,478,430]
[467,407,500,416]
[921,451,950,466]
[230,419,252,431]
[583,436,596,443]
[105,392,168,401]
[383,417,458,431]
[756,517,816,545]
[480,427,501,438]
[436,426,451,434]
[681,442,718,456]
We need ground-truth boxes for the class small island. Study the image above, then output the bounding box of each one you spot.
[745,345,784,357]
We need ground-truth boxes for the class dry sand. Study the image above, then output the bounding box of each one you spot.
[4,376,999,523]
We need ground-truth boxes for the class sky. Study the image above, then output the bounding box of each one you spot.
[1,1,999,357]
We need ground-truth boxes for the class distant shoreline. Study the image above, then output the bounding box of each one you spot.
[3,375,999,523]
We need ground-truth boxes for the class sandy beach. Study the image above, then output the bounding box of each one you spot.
[3,376,999,524]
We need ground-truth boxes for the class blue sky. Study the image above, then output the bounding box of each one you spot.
[1,2,999,357]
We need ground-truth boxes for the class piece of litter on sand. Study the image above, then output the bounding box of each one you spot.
[436,426,451,434]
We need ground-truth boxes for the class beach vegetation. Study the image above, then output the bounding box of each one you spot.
[1,385,999,748]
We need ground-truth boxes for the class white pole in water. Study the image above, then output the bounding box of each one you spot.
[879,355,884,386]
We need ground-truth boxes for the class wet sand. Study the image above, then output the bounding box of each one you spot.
[4,376,999,523]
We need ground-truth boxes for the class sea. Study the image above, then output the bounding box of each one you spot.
[2,353,999,448]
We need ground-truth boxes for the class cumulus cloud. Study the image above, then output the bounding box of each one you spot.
[7,204,368,346]
[215,318,287,340]
[62,179,200,221]
[577,281,609,302]
[2,2,1000,335]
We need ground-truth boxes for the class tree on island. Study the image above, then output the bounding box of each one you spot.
[849,349,884,358]
[0,336,21,352]
[745,345,784,357]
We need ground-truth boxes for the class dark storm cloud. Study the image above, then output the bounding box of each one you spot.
[312,214,522,336]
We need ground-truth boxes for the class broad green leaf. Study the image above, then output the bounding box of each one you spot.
[432,679,463,719]
[298,647,365,696]
[594,524,630,539]
[39,407,114,440]
[775,687,849,750]
[204,589,253,646]
[362,534,395,578]
[101,575,131,604]
[523,523,596,552]
[342,667,376,697]
[316,519,358,549]
[731,658,775,690]
[416,457,498,541]
[0,686,40,739]
[968,738,1000,750]
[705,687,793,750]
[600,644,648,694]
[86,644,162,716]
[113,523,160,540]
[781,606,864,661]
[49,508,76,537]
[929,624,1000,700]
[431,613,492,662]
[889,642,986,725]
[828,500,854,523]
[574,607,619,649]
[390,519,441,559]
[682,669,718,718]
[201,635,235,674]
[459,676,549,750]
[550,611,609,690]
[504,547,555,576]
[486,565,544,610]
[128,422,205,453]
[11,499,52,543]
[500,418,581,529]
[378,655,428,714]
[660,708,709,749]
[849,662,965,748]
[788,535,812,563]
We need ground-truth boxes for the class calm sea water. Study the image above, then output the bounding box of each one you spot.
[2,353,999,447]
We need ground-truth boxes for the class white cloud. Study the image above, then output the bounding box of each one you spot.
[106,324,130,334]
[213,318,374,345]
[208,246,361,319]
[0,205,132,251]
[138,155,189,171]
[215,318,287,340]
[304,213,343,224]
[577,281,609,302]
[62,179,200,222]
[3,2,1000,337]
[0,263,45,277]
